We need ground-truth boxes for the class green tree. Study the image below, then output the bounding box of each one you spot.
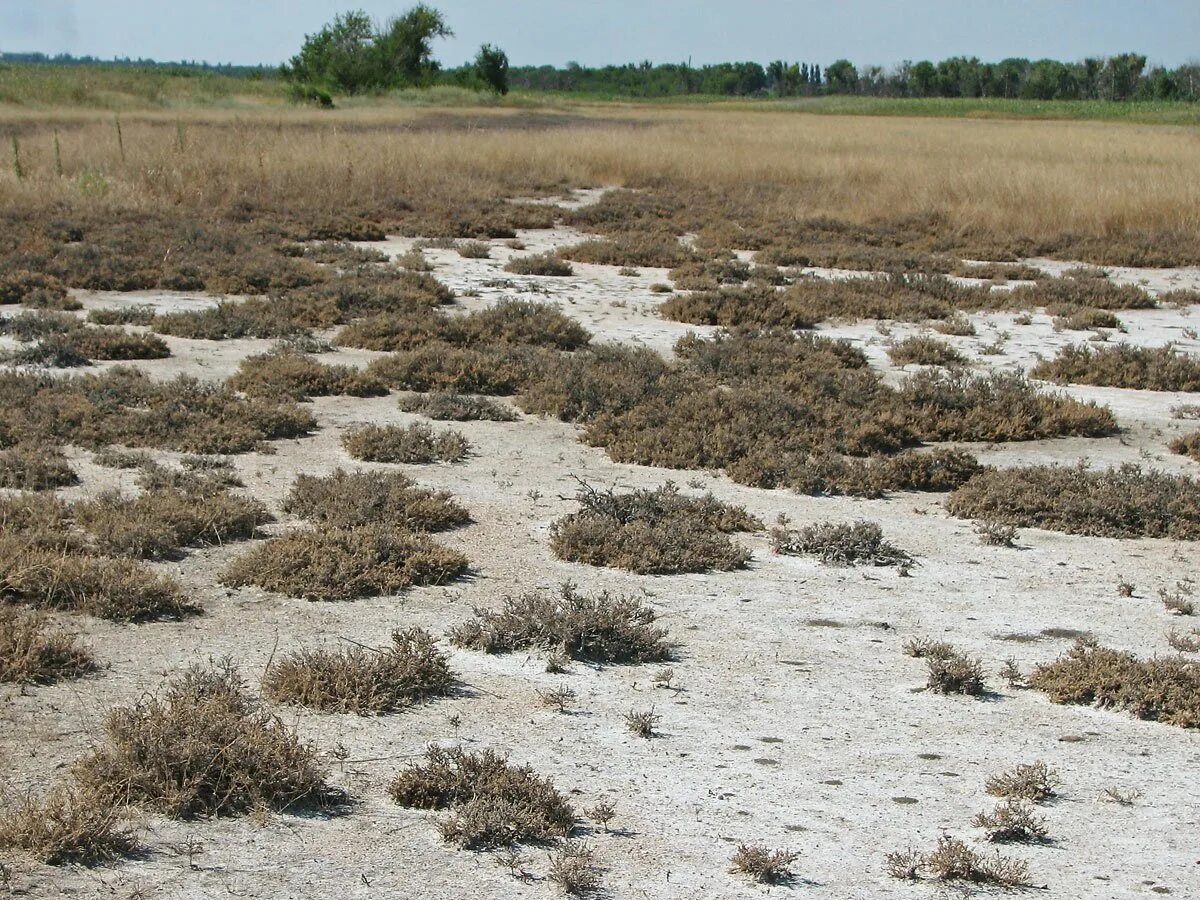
[825,59,858,93]
[284,10,376,93]
[475,43,509,95]
[373,4,453,86]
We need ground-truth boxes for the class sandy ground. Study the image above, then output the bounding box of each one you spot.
[2,209,1199,899]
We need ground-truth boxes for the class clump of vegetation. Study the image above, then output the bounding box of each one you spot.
[973,800,1048,843]
[368,342,556,395]
[1032,343,1200,391]
[886,836,1030,887]
[222,524,468,601]
[548,841,602,896]
[0,785,139,865]
[0,607,95,684]
[449,584,672,664]
[263,628,454,715]
[389,746,575,848]
[985,761,1058,802]
[73,661,336,818]
[1171,432,1200,463]
[933,313,976,336]
[904,638,986,695]
[398,391,517,421]
[1028,639,1200,728]
[947,462,1200,539]
[457,241,491,259]
[1052,307,1123,331]
[561,234,694,269]
[888,335,967,367]
[342,422,470,464]
[772,520,911,567]
[976,520,1019,547]
[87,305,157,326]
[625,708,660,738]
[504,252,573,277]
[549,482,759,575]
[729,844,800,885]
[0,445,78,490]
[228,348,386,400]
[283,469,469,531]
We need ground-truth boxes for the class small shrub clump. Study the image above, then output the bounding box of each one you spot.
[504,252,573,277]
[0,785,139,866]
[549,482,760,575]
[1032,343,1200,392]
[904,638,986,695]
[972,800,1049,843]
[398,392,517,421]
[772,520,912,567]
[228,348,386,400]
[263,628,455,715]
[0,607,95,684]
[729,844,800,885]
[1171,432,1200,463]
[0,445,78,489]
[284,469,469,532]
[985,761,1058,802]
[886,836,1030,887]
[888,335,967,367]
[343,422,470,464]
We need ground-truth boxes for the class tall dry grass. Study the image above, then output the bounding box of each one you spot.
[1,106,1198,249]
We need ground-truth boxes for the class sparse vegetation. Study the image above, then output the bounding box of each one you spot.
[0,445,78,489]
[888,335,967,367]
[973,799,1048,843]
[1171,431,1200,463]
[985,761,1058,802]
[398,392,517,421]
[504,252,573,277]
[904,638,986,695]
[0,785,139,865]
[772,520,912,566]
[730,844,800,884]
[886,836,1030,887]
[228,348,386,400]
[0,607,95,684]
[343,422,470,464]
[1032,343,1200,391]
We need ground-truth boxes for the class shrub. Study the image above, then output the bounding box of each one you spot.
[504,252,573,277]
[221,524,468,601]
[1028,639,1200,728]
[87,305,157,326]
[972,800,1048,843]
[878,447,983,492]
[342,422,470,464]
[0,607,95,684]
[549,482,759,575]
[1171,432,1200,463]
[448,584,672,664]
[905,637,986,695]
[398,391,517,421]
[457,241,491,259]
[976,520,1019,547]
[771,520,912,567]
[389,746,575,848]
[0,270,69,306]
[0,445,78,490]
[263,628,454,715]
[228,348,386,400]
[548,841,602,895]
[947,462,1200,539]
[73,662,335,818]
[660,285,816,330]
[0,785,138,865]
[933,313,976,336]
[367,343,554,395]
[985,761,1058,802]
[729,844,800,884]
[888,335,967,367]
[284,469,469,531]
[1031,343,1200,392]
[886,836,1030,887]
[561,235,694,269]
[61,327,171,361]
[1053,307,1123,331]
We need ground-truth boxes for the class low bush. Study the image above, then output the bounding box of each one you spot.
[886,836,1030,887]
[73,661,336,818]
[973,800,1048,843]
[342,422,470,464]
[947,462,1200,539]
[1170,432,1200,463]
[771,520,912,567]
[1031,343,1200,392]
[448,584,672,664]
[398,392,517,421]
[60,327,170,361]
[389,746,575,848]
[504,252,573,277]
[228,348,386,400]
[549,482,759,575]
[561,234,694,269]
[263,628,454,715]
[87,305,157,326]
[0,785,138,865]
[221,524,468,601]
[0,606,95,684]
[283,469,469,531]
[985,761,1058,802]
[457,241,491,259]
[0,445,78,490]
[888,336,967,367]
[367,343,556,395]
[904,637,986,695]
[1028,639,1200,728]
[729,844,800,885]
[1052,307,1123,331]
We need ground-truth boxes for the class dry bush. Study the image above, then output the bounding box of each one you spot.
[549,482,758,575]
[951,262,1045,281]
[933,313,976,336]
[0,367,315,454]
[668,256,756,291]
[1052,307,1123,331]
[73,661,336,818]
[878,448,983,492]
[659,284,815,330]
[448,584,672,664]
[228,348,386,400]
[1166,627,1200,652]
[0,785,138,865]
[976,520,1019,547]
[888,335,967,367]
[222,524,468,601]
[1173,403,1200,420]
[457,240,491,259]
[151,298,311,341]
[504,252,573,277]
[87,305,157,326]
[389,745,574,849]
[0,445,78,489]
[947,462,1200,539]
[1029,639,1200,728]
[886,835,1030,887]
[561,234,694,269]
[904,638,985,695]
[1009,277,1158,311]
[367,343,557,395]
[283,468,469,531]
[92,447,155,469]
[985,761,1058,802]
[624,708,659,738]
[263,628,454,715]
[342,422,470,464]
[1032,343,1200,391]
[58,327,171,361]
[548,840,602,896]
[398,392,517,422]
[1171,432,1200,463]
[1159,580,1195,616]
[729,844,800,885]
[0,309,77,340]
[0,606,95,684]
[0,270,69,306]
[771,520,911,567]
[973,800,1048,843]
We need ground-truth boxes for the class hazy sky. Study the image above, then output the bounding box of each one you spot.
[3,1,1197,68]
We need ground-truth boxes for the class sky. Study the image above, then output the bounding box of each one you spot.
[2,1,1198,69]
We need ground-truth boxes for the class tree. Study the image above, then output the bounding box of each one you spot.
[373,4,453,86]
[825,59,858,94]
[284,10,376,93]
[475,43,509,95]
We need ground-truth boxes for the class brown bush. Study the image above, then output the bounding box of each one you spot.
[263,628,455,715]
[1028,639,1200,728]
[550,482,758,575]
[87,305,157,326]
[389,745,575,848]
[729,844,800,885]
[659,285,816,330]
[60,327,171,361]
[367,343,556,395]
[1009,277,1157,311]
[221,524,468,601]
[1032,343,1200,392]
[504,252,573,277]
[457,240,491,259]
[228,348,386,400]
[771,520,911,567]
[561,234,694,269]
[448,584,672,664]
[283,468,469,531]
[0,270,70,306]
[398,391,517,422]
[1172,432,1200,463]
[1052,307,1123,331]
[985,761,1059,803]
[0,606,95,684]
[887,335,967,367]
[0,445,78,490]
[73,661,336,818]
[972,800,1048,844]
[947,462,1200,539]
[0,785,138,865]
[886,835,1030,887]
[0,310,78,340]
[342,422,470,464]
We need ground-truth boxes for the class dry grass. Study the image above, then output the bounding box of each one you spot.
[397,392,517,421]
[228,348,386,400]
[771,520,912,567]
[284,468,469,532]
[448,584,672,664]
[1032,343,1200,392]
[0,785,138,865]
[389,745,575,849]
[561,234,694,269]
[0,445,78,489]
[549,482,759,575]
[0,606,95,684]
[263,628,455,715]
[342,422,470,464]
[947,462,1200,539]
[73,661,337,818]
